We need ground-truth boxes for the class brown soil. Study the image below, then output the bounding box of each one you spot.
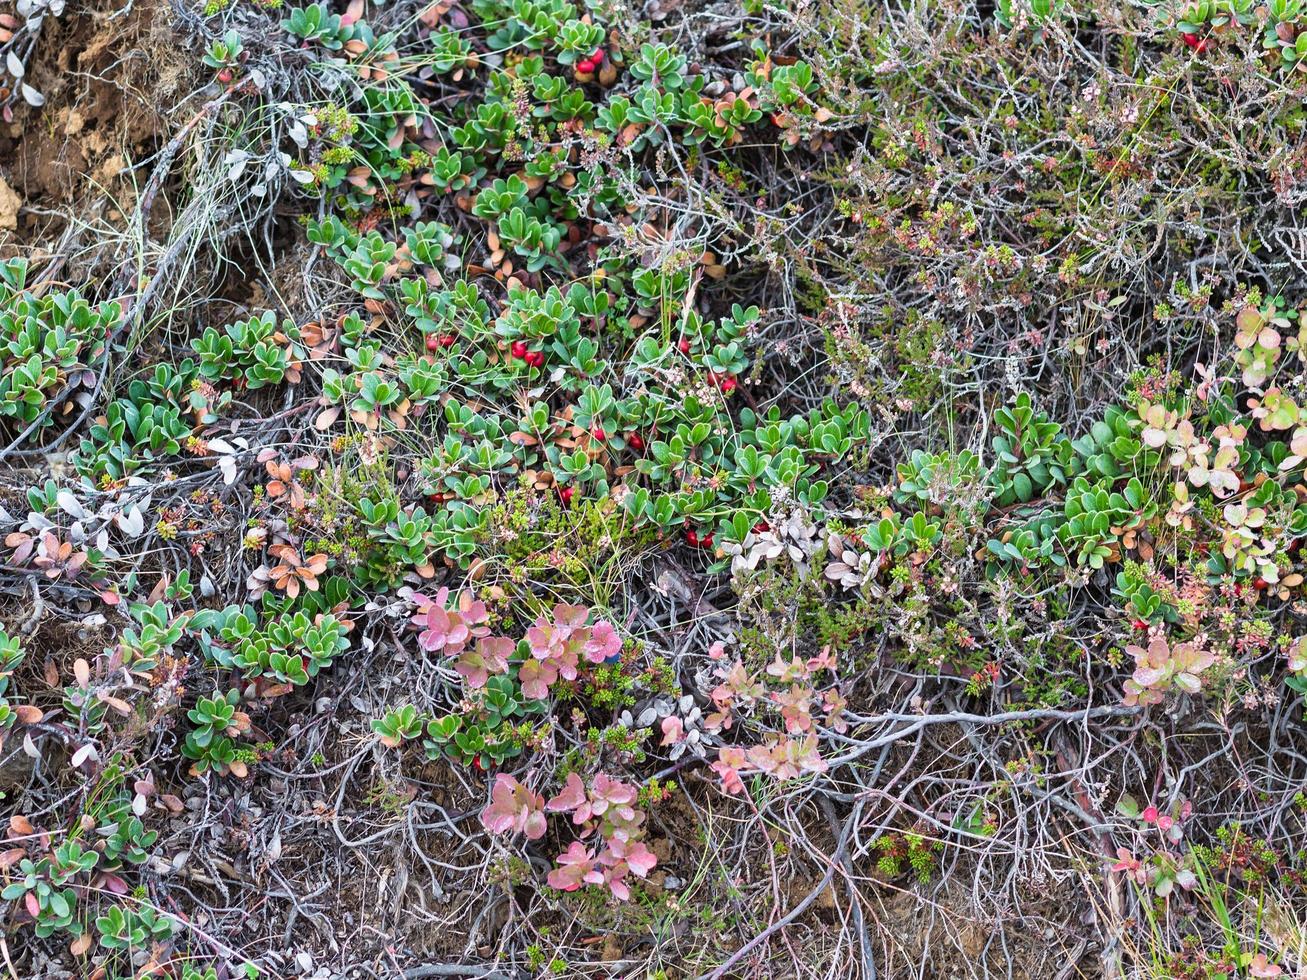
[0,0,196,255]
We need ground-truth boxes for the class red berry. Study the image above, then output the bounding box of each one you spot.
[753,521,769,533]
[591,47,606,63]
[1195,38,1211,53]
[472,757,484,771]
[217,68,234,84]
[627,432,644,451]
[719,376,737,393]
[511,340,528,359]
[1254,577,1268,590]
[558,486,574,506]
[426,334,440,352]
[525,351,545,367]
[700,533,714,549]
[591,425,607,442]
[439,334,456,348]
[1131,619,1147,631]
[577,59,596,74]
[678,337,691,355]
[685,529,699,547]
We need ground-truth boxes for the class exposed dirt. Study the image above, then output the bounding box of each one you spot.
[0,0,196,254]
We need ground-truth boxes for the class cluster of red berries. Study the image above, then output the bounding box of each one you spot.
[510,340,545,368]
[1182,32,1212,53]
[707,371,737,393]
[678,337,737,392]
[576,46,606,75]
[684,528,714,549]
[425,333,456,351]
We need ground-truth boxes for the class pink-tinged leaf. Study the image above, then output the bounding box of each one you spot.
[1248,953,1283,978]
[1132,666,1166,687]
[523,809,547,841]
[584,621,622,663]
[480,774,546,839]
[546,772,587,814]
[453,649,491,689]
[604,866,630,901]
[553,603,589,631]
[660,716,684,746]
[518,658,555,700]
[25,891,40,918]
[546,841,600,892]
[1110,847,1138,873]
[622,840,657,877]
[99,872,129,895]
[711,748,749,795]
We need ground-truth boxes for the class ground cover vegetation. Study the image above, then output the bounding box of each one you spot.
[2,0,1307,975]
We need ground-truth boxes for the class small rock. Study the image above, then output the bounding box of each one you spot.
[0,174,20,230]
